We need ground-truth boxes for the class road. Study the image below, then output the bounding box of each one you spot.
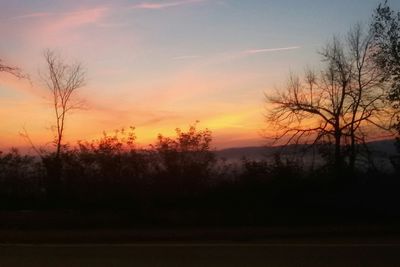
[1,242,400,266]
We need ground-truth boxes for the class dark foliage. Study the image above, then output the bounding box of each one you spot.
[372,0,400,108]
[151,123,216,198]
[1,2,400,229]
[372,1,400,172]
[0,125,399,228]
[0,149,43,209]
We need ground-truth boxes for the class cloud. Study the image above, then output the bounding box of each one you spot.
[8,6,108,31]
[131,0,204,10]
[174,46,302,68]
[243,46,301,55]
[173,55,201,60]
[9,12,51,20]
[19,6,110,47]
[46,7,108,32]
[137,114,181,126]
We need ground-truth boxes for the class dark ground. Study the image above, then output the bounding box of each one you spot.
[1,242,400,267]
[1,225,400,243]
[1,212,400,266]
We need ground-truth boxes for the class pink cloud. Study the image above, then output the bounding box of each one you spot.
[45,7,108,33]
[8,6,108,30]
[17,6,110,46]
[131,0,204,10]
[173,55,201,60]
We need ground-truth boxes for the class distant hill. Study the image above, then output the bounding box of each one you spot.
[215,139,398,163]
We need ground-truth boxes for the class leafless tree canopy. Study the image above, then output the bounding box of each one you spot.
[42,49,86,158]
[266,24,396,169]
[0,59,24,78]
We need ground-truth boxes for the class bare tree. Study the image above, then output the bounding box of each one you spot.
[42,49,86,159]
[0,58,24,78]
[266,25,393,171]
[346,23,392,169]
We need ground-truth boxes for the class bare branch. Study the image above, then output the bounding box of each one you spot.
[265,25,393,170]
[42,49,86,158]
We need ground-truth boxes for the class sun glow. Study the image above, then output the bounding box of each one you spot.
[2,0,390,151]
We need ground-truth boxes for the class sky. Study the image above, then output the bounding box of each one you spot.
[1,0,399,150]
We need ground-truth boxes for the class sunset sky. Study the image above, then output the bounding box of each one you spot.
[1,0,398,150]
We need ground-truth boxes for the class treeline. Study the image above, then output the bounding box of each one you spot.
[2,125,216,210]
[1,1,400,227]
[1,125,400,227]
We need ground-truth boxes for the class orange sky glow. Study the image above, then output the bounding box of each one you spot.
[1,0,394,151]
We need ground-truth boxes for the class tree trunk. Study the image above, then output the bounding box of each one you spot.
[43,156,62,205]
[349,133,356,172]
[334,132,342,170]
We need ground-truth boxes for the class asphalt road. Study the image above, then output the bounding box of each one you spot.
[1,243,400,267]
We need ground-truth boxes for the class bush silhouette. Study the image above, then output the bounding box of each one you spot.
[152,123,216,197]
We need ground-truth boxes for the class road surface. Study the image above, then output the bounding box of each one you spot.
[1,242,400,266]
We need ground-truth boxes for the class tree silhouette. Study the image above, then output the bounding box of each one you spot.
[371,1,400,170]
[0,59,23,78]
[42,49,86,160]
[266,26,394,170]
[372,1,400,112]
[40,49,86,197]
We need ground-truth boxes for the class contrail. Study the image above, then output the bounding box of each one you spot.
[131,0,204,10]
[244,46,301,54]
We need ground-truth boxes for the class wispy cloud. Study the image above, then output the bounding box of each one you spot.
[131,0,204,10]
[173,55,201,60]
[8,7,108,29]
[9,12,51,20]
[46,7,108,32]
[137,114,181,126]
[8,7,110,47]
[243,46,301,55]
